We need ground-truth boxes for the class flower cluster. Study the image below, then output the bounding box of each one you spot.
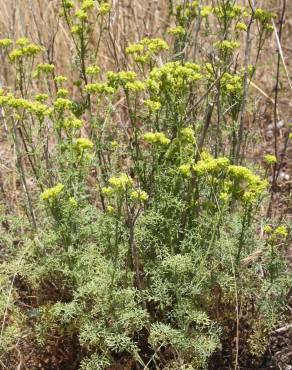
[0,94,52,119]
[9,39,43,62]
[176,2,198,22]
[144,99,161,113]
[102,173,133,195]
[54,98,73,113]
[62,117,84,130]
[35,63,55,77]
[179,153,267,203]
[228,165,268,203]
[57,88,69,98]
[99,2,111,16]
[0,38,13,48]
[263,154,277,165]
[130,189,149,202]
[41,183,64,201]
[126,38,169,64]
[213,5,248,20]
[107,71,137,88]
[75,138,94,151]
[220,73,243,101]
[147,62,202,97]
[143,132,170,146]
[86,65,100,76]
[85,82,115,95]
[125,81,145,93]
[180,127,196,144]
[167,26,186,36]
[214,40,240,54]
[254,8,275,28]
[193,154,230,175]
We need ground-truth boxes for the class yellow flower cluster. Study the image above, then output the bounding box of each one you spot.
[85,65,100,76]
[75,138,94,150]
[213,5,248,20]
[9,39,43,62]
[176,2,198,21]
[85,82,115,95]
[264,224,288,239]
[82,0,94,10]
[130,189,149,202]
[220,73,243,99]
[180,127,196,144]
[54,98,73,112]
[201,6,213,17]
[167,26,186,36]
[57,88,69,98]
[35,94,49,102]
[107,71,137,88]
[235,22,247,31]
[179,153,267,203]
[102,173,133,196]
[99,2,111,15]
[0,38,13,47]
[55,75,68,84]
[125,81,145,92]
[62,117,84,130]
[147,62,202,96]
[263,154,277,165]
[143,132,170,146]
[228,165,268,202]
[193,154,230,175]
[144,99,161,113]
[0,94,52,119]
[41,183,64,201]
[35,63,54,75]
[126,37,169,64]
[214,40,240,53]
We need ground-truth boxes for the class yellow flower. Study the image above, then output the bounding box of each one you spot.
[75,138,94,150]
[99,3,111,15]
[130,189,149,202]
[179,163,192,177]
[274,225,288,238]
[167,26,186,36]
[263,154,277,165]
[41,183,64,201]
[108,173,133,191]
[143,132,170,146]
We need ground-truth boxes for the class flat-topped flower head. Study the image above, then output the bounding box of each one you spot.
[85,65,100,76]
[263,154,277,165]
[54,98,73,112]
[144,99,161,112]
[41,183,64,201]
[179,163,192,177]
[0,39,13,48]
[143,132,170,146]
[99,2,111,15]
[274,225,288,238]
[130,189,149,202]
[180,127,196,144]
[108,173,133,191]
[126,38,168,64]
[193,155,230,175]
[75,138,94,150]
[82,0,94,10]
[167,26,186,36]
[85,83,115,95]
